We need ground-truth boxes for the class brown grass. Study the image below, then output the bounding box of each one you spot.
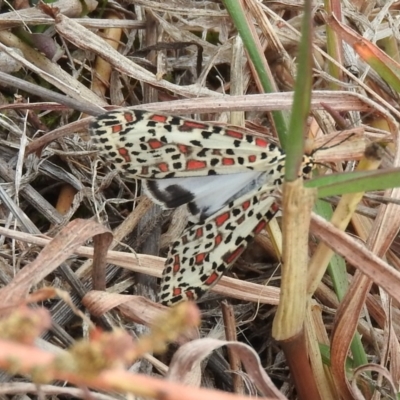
[0,0,399,399]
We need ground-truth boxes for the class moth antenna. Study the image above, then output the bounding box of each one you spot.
[311,131,357,155]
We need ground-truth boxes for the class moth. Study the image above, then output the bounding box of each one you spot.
[90,110,314,305]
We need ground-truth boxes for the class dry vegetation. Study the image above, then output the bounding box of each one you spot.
[0,0,400,399]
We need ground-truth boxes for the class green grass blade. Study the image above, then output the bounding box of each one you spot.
[284,1,313,181]
[306,168,400,198]
[222,0,289,141]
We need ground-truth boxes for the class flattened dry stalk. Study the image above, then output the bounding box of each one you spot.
[329,273,372,400]
[221,302,245,395]
[307,143,383,296]
[52,13,219,99]
[310,216,400,305]
[272,179,318,399]
[273,180,316,337]
[90,12,123,102]
[265,217,283,258]
[229,35,245,127]
[0,32,105,105]
[311,127,367,164]
[306,302,338,400]
[160,207,188,249]
[0,0,98,28]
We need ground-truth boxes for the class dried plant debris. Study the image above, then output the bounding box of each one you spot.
[0,1,399,399]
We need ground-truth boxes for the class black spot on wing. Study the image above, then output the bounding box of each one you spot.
[146,181,195,208]
[201,131,213,139]
[188,201,200,216]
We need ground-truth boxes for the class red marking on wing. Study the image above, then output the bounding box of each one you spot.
[112,124,122,133]
[172,255,180,273]
[248,155,256,163]
[204,272,219,286]
[214,233,222,246]
[148,139,163,149]
[150,114,168,123]
[223,245,245,264]
[242,200,251,211]
[253,220,267,234]
[270,203,280,213]
[158,163,169,172]
[187,160,207,170]
[255,137,269,147]
[195,253,206,264]
[118,148,131,162]
[181,235,188,245]
[215,212,230,227]
[178,144,189,153]
[172,287,182,296]
[180,121,207,131]
[195,227,203,238]
[225,130,243,140]
[124,112,134,122]
[222,158,235,166]
[185,290,195,301]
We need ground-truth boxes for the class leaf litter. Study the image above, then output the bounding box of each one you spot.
[0,0,400,399]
